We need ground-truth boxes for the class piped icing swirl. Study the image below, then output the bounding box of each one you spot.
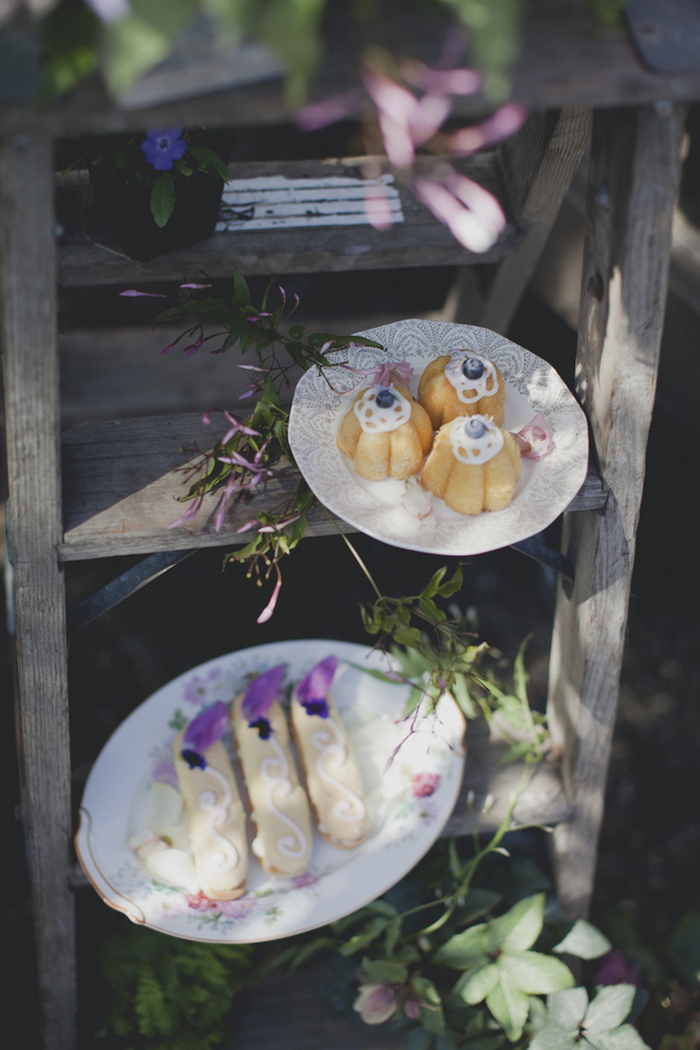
[353,384,412,434]
[310,721,366,824]
[197,767,240,875]
[449,415,504,465]
[444,351,499,404]
[259,736,309,859]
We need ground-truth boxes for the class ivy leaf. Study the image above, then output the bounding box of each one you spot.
[150,173,176,227]
[553,921,612,960]
[488,893,545,952]
[583,985,636,1033]
[498,950,574,994]
[485,970,529,1042]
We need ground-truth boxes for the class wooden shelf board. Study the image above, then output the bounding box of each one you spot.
[3,1,700,138]
[60,412,604,562]
[56,156,517,287]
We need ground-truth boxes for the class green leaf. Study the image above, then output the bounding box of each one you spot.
[583,985,636,1034]
[585,1026,652,1050]
[458,963,500,1004]
[545,986,589,1030]
[150,173,176,227]
[339,917,388,956]
[499,951,574,994]
[385,915,402,958]
[232,270,251,306]
[488,893,545,952]
[529,1023,580,1050]
[434,923,489,968]
[554,921,612,960]
[188,145,230,182]
[485,971,529,1042]
[436,565,463,598]
[361,958,407,984]
[669,911,700,984]
[288,324,307,340]
[411,976,445,1034]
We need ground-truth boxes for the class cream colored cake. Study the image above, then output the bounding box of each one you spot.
[417,351,506,429]
[421,414,522,515]
[231,694,313,878]
[173,727,248,900]
[336,382,433,481]
[290,684,367,850]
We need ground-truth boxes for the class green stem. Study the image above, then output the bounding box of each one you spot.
[328,513,383,600]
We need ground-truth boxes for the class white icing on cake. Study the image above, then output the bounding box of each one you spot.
[197,766,239,876]
[310,722,367,824]
[444,351,499,404]
[353,385,411,434]
[260,737,309,859]
[449,415,504,465]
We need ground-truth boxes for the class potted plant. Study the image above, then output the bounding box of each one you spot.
[88,125,236,260]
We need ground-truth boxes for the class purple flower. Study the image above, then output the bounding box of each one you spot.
[595,949,643,988]
[353,983,399,1025]
[241,664,286,723]
[512,412,554,461]
[184,700,228,752]
[249,717,272,739]
[291,870,319,889]
[141,128,188,172]
[218,895,257,920]
[119,289,167,298]
[295,656,338,716]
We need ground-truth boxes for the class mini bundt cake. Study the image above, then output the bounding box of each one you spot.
[417,350,506,428]
[421,415,522,515]
[336,382,433,481]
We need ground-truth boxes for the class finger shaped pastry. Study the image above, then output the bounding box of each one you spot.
[421,414,522,515]
[231,664,313,878]
[173,701,248,900]
[290,656,368,849]
[417,350,505,428]
[336,382,433,481]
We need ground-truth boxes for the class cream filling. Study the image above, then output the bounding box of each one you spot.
[260,737,309,859]
[197,766,239,877]
[444,352,499,403]
[449,416,504,465]
[353,385,411,434]
[311,722,366,824]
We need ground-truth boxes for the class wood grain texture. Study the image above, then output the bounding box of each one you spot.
[0,135,75,1049]
[60,412,604,562]
[480,107,593,335]
[546,103,686,920]
[2,1,700,137]
[56,156,517,285]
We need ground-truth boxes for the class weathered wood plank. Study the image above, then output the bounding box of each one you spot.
[0,134,75,1049]
[480,107,593,334]
[3,1,700,138]
[546,103,686,921]
[60,412,604,562]
[56,155,517,286]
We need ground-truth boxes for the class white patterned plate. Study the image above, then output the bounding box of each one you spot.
[288,319,588,555]
[75,639,465,943]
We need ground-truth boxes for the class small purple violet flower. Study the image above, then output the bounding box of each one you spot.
[141,128,188,172]
[181,700,229,770]
[181,749,207,770]
[295,655,338,718]
[241,665,286,731]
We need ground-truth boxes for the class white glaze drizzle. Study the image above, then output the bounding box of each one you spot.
[444,351,499,404]
[197,766,239,875]
[353,384,411,434]
[449,415,504,465]
[259,736,309,858]
[310,720,366,823]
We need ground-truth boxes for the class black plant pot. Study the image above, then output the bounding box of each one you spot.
[89,127,236,261]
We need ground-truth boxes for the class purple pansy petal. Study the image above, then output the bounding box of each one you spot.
[181,748,206,770]
[183,700,229,752]
[303,698,329,718]
[295,656,338,713]
[241,664,286,721]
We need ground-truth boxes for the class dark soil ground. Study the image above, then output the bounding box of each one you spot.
[2,277,700,1047]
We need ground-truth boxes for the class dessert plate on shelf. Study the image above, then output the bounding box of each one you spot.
[288,318,589,555]
[75,639,465,943]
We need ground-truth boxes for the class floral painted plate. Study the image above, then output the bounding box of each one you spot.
[288,318,589,555]
[75,639,465,943]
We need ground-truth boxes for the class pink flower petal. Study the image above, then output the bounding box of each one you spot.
[365,183,395,231]
[119,289,167,297]
[447,102,528,155]
[295,87,365,131]
[413,176,501,253]
[179,282,212,289]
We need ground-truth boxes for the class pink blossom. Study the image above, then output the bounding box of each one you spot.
[403,999,421,1020]
[119,289,166,297]
[513,412,554,460]
[353,983,399,1024]
[365,182,395,231]
[184,337,203,357]
[413,173,505,253]
[295,87,365,131]
[257,567,283,624]
[186,891,221,912]
[179,282,212,289]
[412,772,441,797]
[447,103,528,155]
[291,870,320,889]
